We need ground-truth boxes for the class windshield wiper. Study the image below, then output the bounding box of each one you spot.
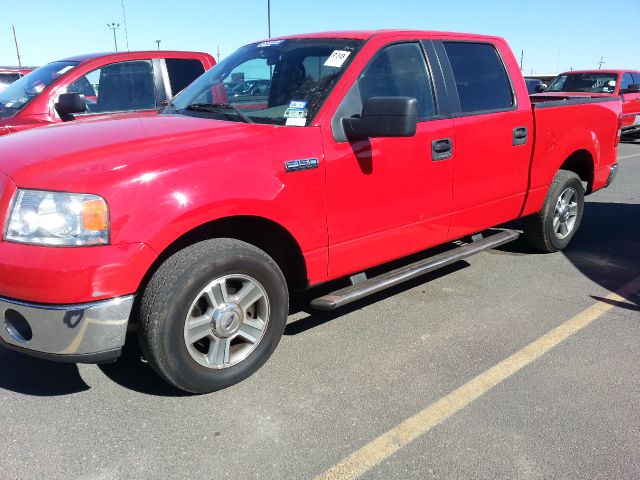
[185,103,254,124]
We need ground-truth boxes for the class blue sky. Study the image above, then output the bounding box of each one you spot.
[2,0,638,74]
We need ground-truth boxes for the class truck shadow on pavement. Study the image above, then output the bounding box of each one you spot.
[0,347,90,396]
[496,201,640,301]
[96,339,190,397]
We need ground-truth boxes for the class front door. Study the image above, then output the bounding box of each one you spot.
[619,72,640,131]
[323,41,455,279]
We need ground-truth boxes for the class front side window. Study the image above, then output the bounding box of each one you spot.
[547,72,618,94]
[356,42,436,118]
[68,60,156,114]
[167,38,363,126]
[443,42,514,114]
[0,61,79,118]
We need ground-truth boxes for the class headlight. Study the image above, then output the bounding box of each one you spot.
[5,189,109,246]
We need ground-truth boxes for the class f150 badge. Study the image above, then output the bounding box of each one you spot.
[284,158,318,172]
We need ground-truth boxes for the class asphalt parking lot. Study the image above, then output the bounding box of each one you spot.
[1,141,639,480]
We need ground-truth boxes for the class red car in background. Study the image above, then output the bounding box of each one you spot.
[0,67,34,92]
[0,51,215,136]
[534,70,640,134]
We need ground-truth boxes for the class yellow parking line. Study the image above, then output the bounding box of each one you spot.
[316,275,640,480]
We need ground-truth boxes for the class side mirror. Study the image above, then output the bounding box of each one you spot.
[620,84,640,94]
[342,96,418,139]
[535,84,546,93]
[55,92,87,121]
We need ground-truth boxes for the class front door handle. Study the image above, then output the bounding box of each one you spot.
[432,138,452,161]
[513,126,528,146]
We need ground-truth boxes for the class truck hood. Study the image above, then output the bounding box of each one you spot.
[0,114,276,189]
[0,114,51,137]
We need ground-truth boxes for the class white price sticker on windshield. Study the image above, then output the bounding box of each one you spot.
[324,50,351,68]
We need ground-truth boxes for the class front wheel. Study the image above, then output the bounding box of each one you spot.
[138,239,288,394]
[522,170,585,252]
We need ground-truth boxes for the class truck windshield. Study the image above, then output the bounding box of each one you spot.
[0,61,79,119]
[166,38,363,126]
[546,72,618,94]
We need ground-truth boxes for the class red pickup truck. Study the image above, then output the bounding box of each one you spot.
[0,30,621,393]
[0,51,215,136]
[537,69,640,134]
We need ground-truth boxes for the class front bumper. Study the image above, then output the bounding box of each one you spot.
[0,294,134,363]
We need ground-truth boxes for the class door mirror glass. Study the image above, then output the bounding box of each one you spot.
[343,96,417,139]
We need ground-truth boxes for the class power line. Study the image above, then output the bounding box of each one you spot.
[597,56,606,69]
[121,0,130,51]
[12,24,22,67]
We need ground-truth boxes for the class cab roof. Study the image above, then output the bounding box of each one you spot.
[261,29,503,43]
[558,69,640,75]
[56,51,211,63]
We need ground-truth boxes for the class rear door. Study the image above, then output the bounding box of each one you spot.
[434,39,534,238]
[323,40,455,278]
[619,72,640,131]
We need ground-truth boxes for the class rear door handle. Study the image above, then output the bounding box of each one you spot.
[513,126,528,146]
[432,138,452,160]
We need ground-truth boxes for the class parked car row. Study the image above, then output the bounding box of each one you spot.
[0,30,623,393]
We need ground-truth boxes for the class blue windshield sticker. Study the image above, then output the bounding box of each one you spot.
[257,40,284,48]
[284,100,308,120]
[288,100,307,109]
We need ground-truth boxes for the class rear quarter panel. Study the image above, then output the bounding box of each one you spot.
[522,99,621,216]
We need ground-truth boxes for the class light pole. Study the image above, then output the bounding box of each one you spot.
[107,23,120,51]
[155,40,161,51]
[267,0,271,38]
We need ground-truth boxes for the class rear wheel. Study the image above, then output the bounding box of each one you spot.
[522,170,584,252]
[138,239,288,393]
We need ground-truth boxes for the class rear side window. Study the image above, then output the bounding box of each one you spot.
[443,42,513,114]
[620,72,635,91]
[633,73,640,84]
[166,59,205,96]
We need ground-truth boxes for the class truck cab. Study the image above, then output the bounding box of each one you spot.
[0,51,215,136]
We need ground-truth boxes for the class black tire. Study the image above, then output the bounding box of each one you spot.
[522,170,585,253]
[138,239,288,394]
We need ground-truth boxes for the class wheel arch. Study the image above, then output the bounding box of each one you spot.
[139,215,309,299]
[559,149,595,194]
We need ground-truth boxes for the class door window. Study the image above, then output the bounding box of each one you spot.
[165,58,205,96]
[620,72,635,92]
[356,42,436,118]
[443,42,514,113]
[68,60,156,114]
